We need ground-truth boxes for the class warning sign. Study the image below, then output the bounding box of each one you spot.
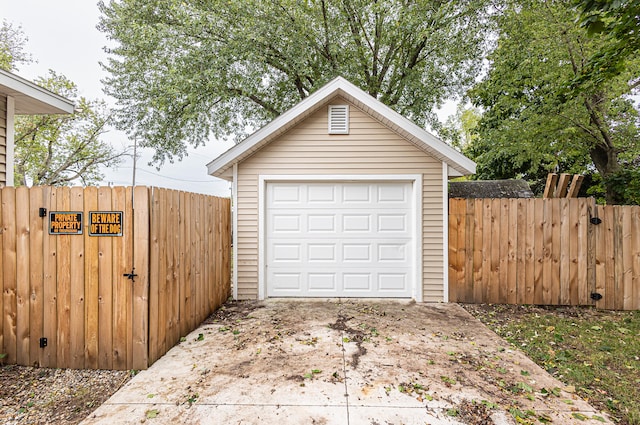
[49,212,83,235]
[89,211,123,236]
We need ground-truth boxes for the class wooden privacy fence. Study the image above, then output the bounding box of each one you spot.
[449,198,640,310]
[1,186,231,370]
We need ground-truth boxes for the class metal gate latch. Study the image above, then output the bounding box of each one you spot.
[123,268,138,282]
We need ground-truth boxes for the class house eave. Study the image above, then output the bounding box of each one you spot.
[0,69,75,115]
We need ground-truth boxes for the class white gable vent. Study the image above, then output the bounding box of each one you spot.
[328,105,349,134]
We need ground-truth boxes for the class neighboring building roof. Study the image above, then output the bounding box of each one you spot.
[207,76,476,180]
[0,68,75,114]
[449,179,534,198]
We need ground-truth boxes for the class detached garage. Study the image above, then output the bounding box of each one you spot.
[207,77,476,302]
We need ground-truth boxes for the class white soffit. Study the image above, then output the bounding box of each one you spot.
[0,69,75,115]
[207,76,476,179]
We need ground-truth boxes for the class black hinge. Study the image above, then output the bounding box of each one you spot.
[40,337,48,348]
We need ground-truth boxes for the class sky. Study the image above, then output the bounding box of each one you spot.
[1,0,234,197]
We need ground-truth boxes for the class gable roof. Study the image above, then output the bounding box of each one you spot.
[0,68,75,115]
[207,77,476,180]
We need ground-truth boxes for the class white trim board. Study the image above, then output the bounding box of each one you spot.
[232,163,239,300]
[258,174,423,301]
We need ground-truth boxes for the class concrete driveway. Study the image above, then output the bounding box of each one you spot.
[82,300,611,424]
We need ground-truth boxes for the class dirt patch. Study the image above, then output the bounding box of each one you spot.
[0,365,130,424]
[329,314,368,368]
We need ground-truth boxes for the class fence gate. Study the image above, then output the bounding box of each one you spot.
[1,186,231,370]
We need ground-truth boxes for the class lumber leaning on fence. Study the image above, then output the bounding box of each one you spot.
[0,186,231,370]
[448,198,640,310]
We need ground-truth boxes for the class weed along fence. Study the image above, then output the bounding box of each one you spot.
[0,186,231,370]
[449,198,640,311]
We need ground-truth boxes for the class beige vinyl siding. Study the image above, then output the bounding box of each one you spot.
[0,96,7,186]
[236,95,445,301]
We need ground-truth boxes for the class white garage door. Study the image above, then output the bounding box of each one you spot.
[266,181,414,297]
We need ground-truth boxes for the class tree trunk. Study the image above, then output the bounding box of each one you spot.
[589,143,620,204]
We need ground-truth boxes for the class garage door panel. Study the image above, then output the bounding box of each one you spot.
[272,214,301,233]
[378,214,407,232]
[307,184,336,203]
[343,273,372,291]
[342,184,371,203]
[378,244,407,262]
[308,214,336,232]
[271,244,302,262]
[342,214,371,232]
[271,185,301,203]
[308,273,337,291]
[271,273,303,291]
[378,183,408,202]
[308,244,336,262]
[379,274,407,292]
[267,181,414,298]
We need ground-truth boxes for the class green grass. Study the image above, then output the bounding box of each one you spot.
[464,304,640,425]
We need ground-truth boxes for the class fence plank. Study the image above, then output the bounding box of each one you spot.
[42,188,57,367]
[148,187,161,364]
[559,198,571,305]
[506,198,517,304]
[132,186,149,370]
[125,186,134,370]
[16,187,30,365]
[550,199,561,304]
[170,189,180,348]
[515,199,526,304]
[69,187,85,369]
[29,187,45,366]
[448,199,460,302]
[56,187,72,368]
[632,207,640,310]
[577,199,589,305]
[2,187,17,364]
[604,206,616,310]
[112,186,128,370]
[0,186,3,357]
[568,199,579,305]
[157,188,168,359]
[84,187,99,369]
[97,187,113,369]
[498,199,508,303]
[178,191,187,336]
[621,207,633,310]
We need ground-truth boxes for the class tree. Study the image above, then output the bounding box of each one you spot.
[0,19,32,71]
[98,0,493,164]
[574,0,640,88]
[439,104,481,152]
[469,0,640,203]
[13,71,127,186]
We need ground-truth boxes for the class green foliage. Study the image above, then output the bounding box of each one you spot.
[0,19,32,71]
[14,71,126,186]
[469,0,640,203]
[574,0,640,88]
[98,0,494,165]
